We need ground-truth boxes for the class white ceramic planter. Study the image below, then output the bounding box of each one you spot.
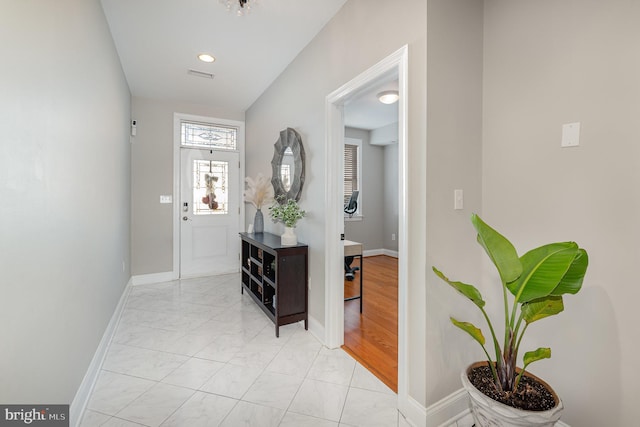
[461,362,564,427]
[281,226,297,246]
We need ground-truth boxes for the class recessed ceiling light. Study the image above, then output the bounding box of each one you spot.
[197,53,216,63]
[377,90,399,104]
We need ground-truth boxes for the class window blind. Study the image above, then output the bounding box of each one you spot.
[344,143,358,204]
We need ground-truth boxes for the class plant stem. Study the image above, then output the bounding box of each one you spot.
[502,281,510,360]
[513,362,529,390]
[480,347,501,391]
[479,307,503,389]
[509,298,519,337]
[514,321,528,363]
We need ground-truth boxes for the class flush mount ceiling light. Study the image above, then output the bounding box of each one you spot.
[220,0,255,16]
[377,90,399,104]
[197,53,215,63]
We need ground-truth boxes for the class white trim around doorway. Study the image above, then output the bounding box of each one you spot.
[324,44,413,422]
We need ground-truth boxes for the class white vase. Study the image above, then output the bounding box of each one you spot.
[281,226,297,246]
[461,362,563,427]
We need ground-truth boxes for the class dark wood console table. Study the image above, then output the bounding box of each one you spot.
[239,232,308,337]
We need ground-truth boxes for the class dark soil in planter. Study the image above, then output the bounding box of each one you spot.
[468,365,557,411]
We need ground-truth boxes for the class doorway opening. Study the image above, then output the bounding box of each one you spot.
[341,75,401,391]
[324,45,409,402]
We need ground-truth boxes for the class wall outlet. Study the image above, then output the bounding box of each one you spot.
[122,261,125,273]
[392,233,396,241]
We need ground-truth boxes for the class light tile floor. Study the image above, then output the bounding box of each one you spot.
[80,273,410,427]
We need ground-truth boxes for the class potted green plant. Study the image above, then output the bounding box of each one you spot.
[269,197,305,246]
[433,214,588,426]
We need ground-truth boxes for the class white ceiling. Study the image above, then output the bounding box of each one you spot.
[100,0,348,113]
[101,0,395,130]
[344,77,399,131]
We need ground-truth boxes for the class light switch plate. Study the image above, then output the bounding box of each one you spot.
[561,122,580,147]
[454,189,463,210]
[160,195,173,204]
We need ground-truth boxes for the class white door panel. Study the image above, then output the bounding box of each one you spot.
[180,148,240,277]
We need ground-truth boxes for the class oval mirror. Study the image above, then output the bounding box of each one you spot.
[271,127,305,203]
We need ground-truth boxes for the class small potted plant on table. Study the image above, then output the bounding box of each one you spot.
[433,214,588,427]
[269,197,305,246]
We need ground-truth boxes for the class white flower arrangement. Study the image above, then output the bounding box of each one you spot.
[244,173,274,209]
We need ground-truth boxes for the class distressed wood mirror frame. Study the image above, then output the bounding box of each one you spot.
[271,127,305,203]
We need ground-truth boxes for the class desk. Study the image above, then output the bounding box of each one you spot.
[344,240,363,313]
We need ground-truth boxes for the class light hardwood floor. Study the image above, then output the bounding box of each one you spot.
[342,255,398,392]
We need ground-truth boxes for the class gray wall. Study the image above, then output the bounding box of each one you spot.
[245,0,426,408]
[425,0,484,407]
[0,0,131,403]
[482,1,639,425]
[130,97,244,275]
[343,128,399,254]
[343,128,385,251]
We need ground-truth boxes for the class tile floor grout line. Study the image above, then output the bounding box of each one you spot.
[153,386,199,427]
[215,398,243,427]
[82,274,400,427]
[275,344,321,426]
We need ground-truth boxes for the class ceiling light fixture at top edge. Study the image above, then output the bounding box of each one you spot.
[197,53,216,63]
[377,90,399,104]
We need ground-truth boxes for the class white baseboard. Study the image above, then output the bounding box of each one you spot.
[131,271,177,286]
[426,388,469,427]
[383,248,399,258]
[399,395,427,427]
[426,388,571,427]
[362,248,399,258]
[69,278,133,427]
[308,315,325,345]
[363,248,384,257]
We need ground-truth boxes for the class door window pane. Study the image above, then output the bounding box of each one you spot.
[193,160,228,215]
[181,121,237,150]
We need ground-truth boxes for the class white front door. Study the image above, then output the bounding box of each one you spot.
[180,148,240,277]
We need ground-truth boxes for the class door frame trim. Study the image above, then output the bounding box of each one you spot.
[324,44,409,403]
[172,113,246,279]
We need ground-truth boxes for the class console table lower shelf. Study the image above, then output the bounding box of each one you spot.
[240,232,308,337]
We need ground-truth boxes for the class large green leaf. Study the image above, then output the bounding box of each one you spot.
[521,296,564,324]
[433,267,485,308]
[450,317,485,346]
[508,242,580,303]
[471,214,522,284]
[523,347,551,367]
[551,248,588,296]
